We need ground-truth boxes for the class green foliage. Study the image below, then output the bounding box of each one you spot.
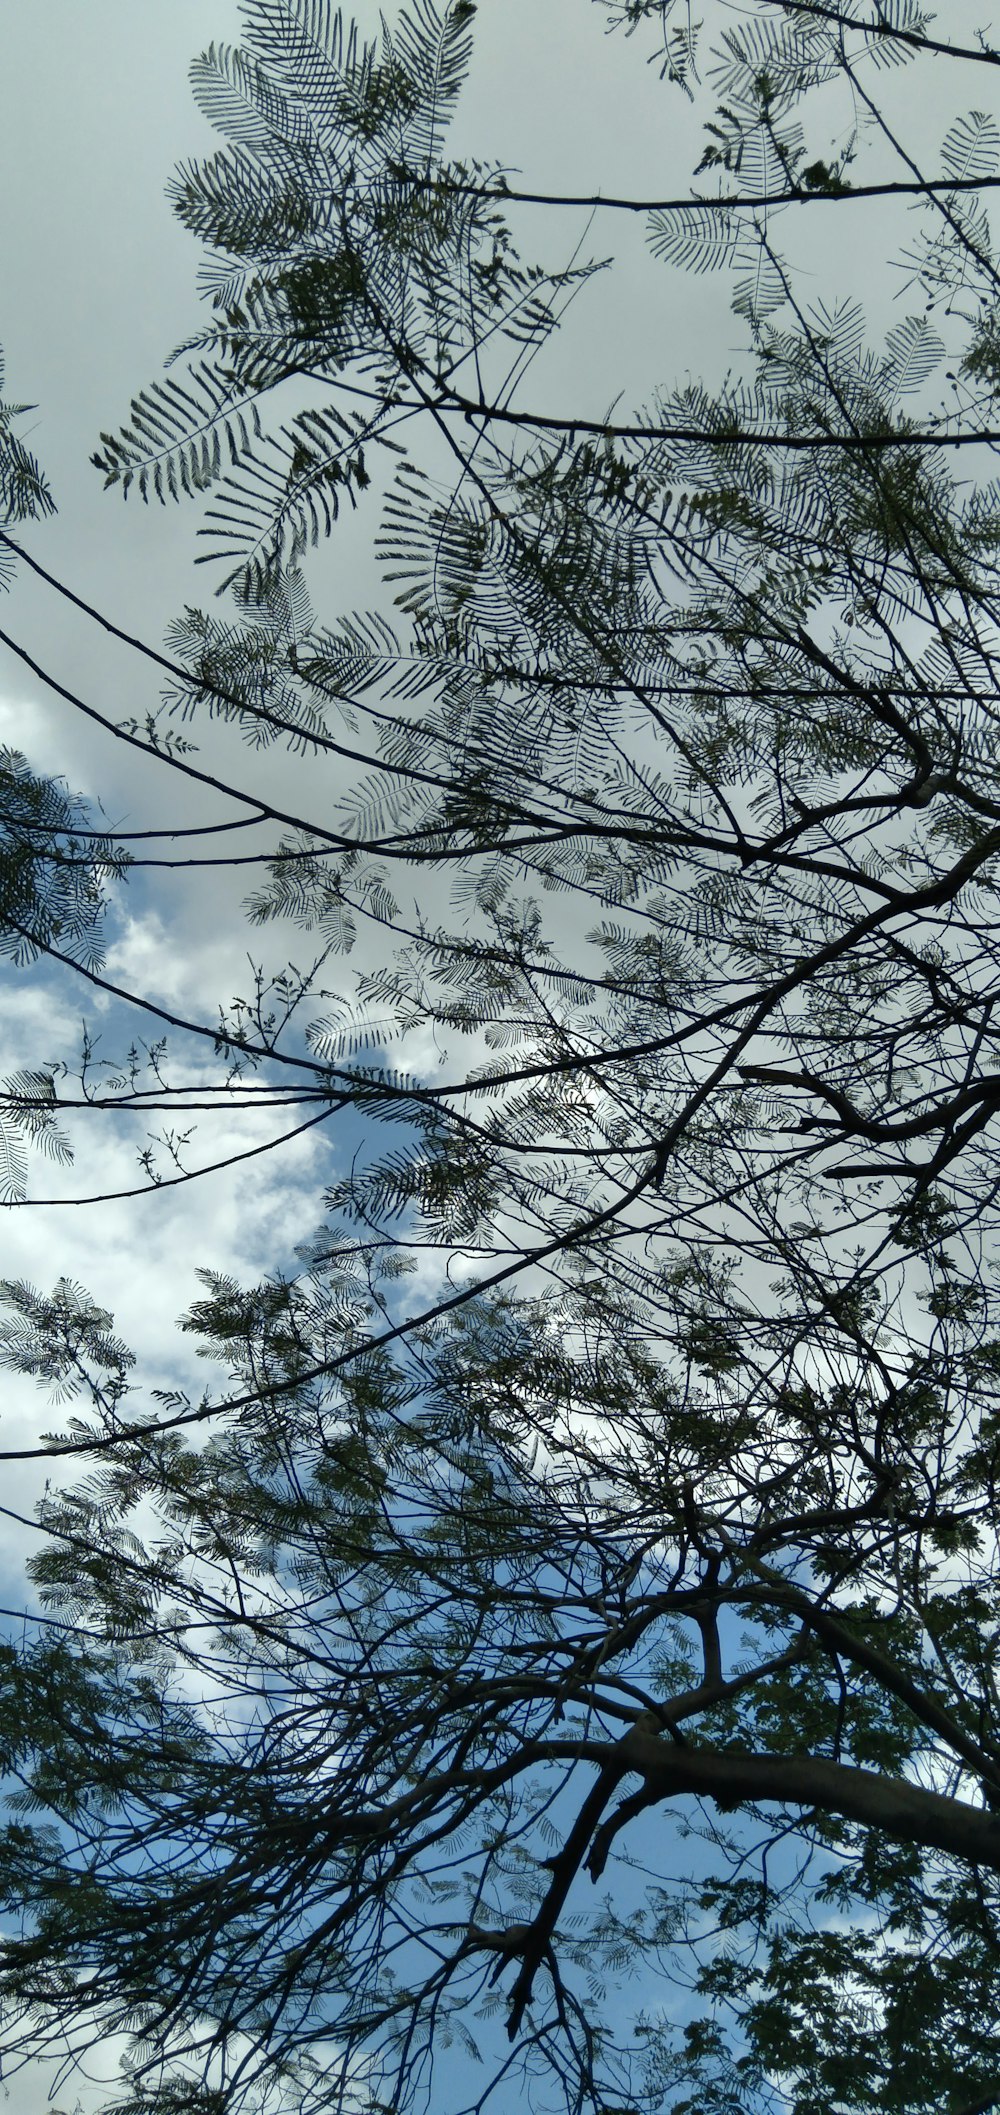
[92,0,591,592]
[13,3,1000,2115]
[0,371,125,1191]
[0,342,55,591]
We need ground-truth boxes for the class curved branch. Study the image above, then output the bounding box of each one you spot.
[545,1729,1000,1872]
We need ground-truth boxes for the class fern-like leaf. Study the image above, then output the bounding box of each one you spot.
[647,205,742,275]
[190,40,311,149]
[0,348,55,545]
[941,109,1000,185]
[383,0,478,175]
[196,402,372,590]
[883,315,945,398]
[92,362,263,504]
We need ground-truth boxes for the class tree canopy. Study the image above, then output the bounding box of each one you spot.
[5,2,1000,2111]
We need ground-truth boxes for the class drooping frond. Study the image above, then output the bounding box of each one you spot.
[0,1072,72,1205]
[92,361,263,504]
[0,343,55,590]
[882,314,946,399]
[941,107,1000,183]
[197,400,372,589]
[240,0,384,151]
[380,0,478,174]
[189,39,314,150]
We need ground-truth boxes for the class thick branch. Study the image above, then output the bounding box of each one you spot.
[736,1061,1000,1144]
[503,1763,625,2038]
[734,1564,1000,1792]
[546,1731,1000,1872]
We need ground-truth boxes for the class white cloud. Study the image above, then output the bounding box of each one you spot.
[103,904,250,1017]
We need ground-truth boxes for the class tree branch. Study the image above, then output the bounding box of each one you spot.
[543,1731,1000,1873]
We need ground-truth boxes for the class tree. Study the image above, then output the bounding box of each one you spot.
[6,0,1000,2110]
[0,351,122,1199]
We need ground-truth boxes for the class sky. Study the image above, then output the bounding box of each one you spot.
[0,0,962,1376]
[0,10,710,2106]
[0,3,978,2108]
[0,0,739,1488]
